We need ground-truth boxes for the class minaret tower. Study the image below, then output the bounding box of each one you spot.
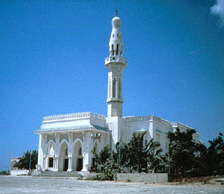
[105,12,127,118]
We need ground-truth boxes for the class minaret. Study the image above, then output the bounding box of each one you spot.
[105,12,127,118]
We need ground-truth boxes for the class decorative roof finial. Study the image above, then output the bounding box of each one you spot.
[116,8,118,16]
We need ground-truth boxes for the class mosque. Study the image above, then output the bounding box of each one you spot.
[35,14,198,172]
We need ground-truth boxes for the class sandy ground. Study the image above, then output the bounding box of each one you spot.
[0,176,224,194]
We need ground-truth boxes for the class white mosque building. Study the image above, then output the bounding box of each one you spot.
[35,14,198,172]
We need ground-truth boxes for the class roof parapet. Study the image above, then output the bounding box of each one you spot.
[43,112,106,123]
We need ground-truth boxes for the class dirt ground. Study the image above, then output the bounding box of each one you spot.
[0,176,224,194]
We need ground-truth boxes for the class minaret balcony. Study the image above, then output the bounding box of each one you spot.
[105,56,127,66]
[107,97,123,103]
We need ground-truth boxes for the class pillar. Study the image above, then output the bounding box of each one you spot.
[43,155,47,171]
[67,132,73,171]
[54,154,59,171]
[82,132,92,171]
[38,134,47,169]
[67,154,73,172]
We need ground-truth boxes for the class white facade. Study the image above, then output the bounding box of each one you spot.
[35,15,197,172]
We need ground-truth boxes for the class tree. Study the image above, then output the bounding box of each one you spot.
[91,145,111,172]
[146,139,166,173]
[206,133,224,175]
[92,132,163,179]
[92,130,224,180]
[124,132,148,173]
[14,150,38,170]
[167,128,206,177]
[91,145,116,180]
[121,132,163,173]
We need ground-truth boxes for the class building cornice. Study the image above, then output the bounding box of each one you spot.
[43,112,106,123]
[35,126,109,135]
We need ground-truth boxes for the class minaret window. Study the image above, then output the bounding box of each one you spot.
[112,78,116,98]
[116,44,119,55]
[112,44,114,55]
[113,34,114,38]
[118,78,121,98]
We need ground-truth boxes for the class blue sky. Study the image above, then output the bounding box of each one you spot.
[0,0,224,171]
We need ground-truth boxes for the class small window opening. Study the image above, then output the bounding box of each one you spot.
[113,34,114,38]
[78,147,82,155]
[65,148,68,156]
[112,44,114,55]
[116,44,119,55]
[113,78,116,98]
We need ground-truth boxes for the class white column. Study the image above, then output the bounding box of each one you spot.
[37,134,44,167]
[67,133,73,171]
[54,134,60,171]
[67,154,73,172]
[43,155,47,171]
[38,134,47,170]
[82,132,92,171]
[54,154,59,171]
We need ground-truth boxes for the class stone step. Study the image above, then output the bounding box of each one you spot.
[32,170,82,178]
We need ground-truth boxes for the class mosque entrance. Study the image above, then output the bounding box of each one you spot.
[59,142,69,171]
[48,157,53,168]
[76,158,83,171]
[73,140,83,171]
[63,159,68,171]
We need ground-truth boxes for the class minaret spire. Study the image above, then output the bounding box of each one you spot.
[105,15,127,117]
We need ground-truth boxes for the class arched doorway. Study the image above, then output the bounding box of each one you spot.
[73,140,83,171]
[59,141,68,171]
[47,142,55,169]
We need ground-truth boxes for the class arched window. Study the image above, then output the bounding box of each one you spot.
[112,34,114,38]
[111,44,114,55]
[112,78,116,98]
[65,148,68,156]
[116,44,119,55]
[78,147,82,155]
